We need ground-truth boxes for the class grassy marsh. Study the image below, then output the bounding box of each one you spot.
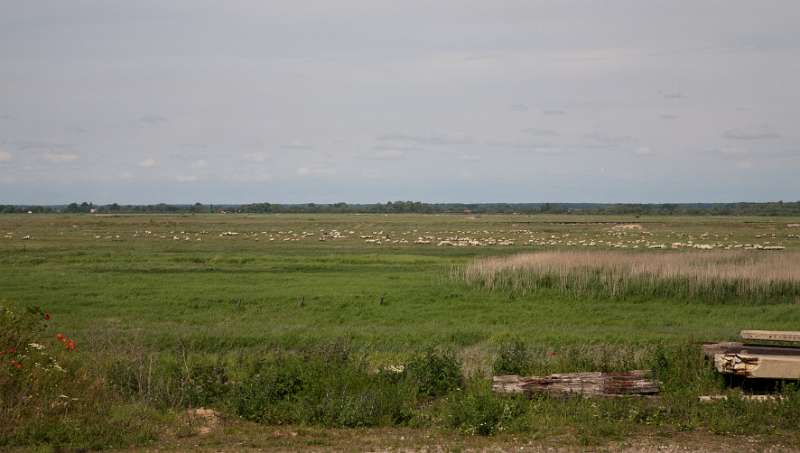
[3,213,800,449]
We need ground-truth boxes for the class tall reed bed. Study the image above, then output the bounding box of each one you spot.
[457,251,800,303]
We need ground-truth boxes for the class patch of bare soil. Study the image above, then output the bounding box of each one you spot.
[184,408,221,436]
[127,418,800,453]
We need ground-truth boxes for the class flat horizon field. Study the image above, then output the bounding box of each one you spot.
[3,213,800,356]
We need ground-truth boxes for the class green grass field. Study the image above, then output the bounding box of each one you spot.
[3,213,800,450]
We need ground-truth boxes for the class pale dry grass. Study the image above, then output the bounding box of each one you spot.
[458,251,800,303]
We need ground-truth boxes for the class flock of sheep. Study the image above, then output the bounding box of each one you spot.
[5,223,798,251]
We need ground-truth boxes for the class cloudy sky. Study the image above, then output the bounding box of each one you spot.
[1,1,798,204]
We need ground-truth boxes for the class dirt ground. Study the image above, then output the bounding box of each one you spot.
[121,413,800,453]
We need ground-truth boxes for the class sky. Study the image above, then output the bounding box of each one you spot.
[0,0,798,204]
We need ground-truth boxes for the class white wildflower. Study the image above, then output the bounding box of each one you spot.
[384,364,405,374]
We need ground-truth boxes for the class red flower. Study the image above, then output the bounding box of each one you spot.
[44,312,51,321]
[56,333,65,342]
[66,340,76,351]
[547,351,557,357]
[10,360,22,369]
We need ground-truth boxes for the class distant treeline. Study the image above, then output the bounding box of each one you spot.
[2,200,800,216]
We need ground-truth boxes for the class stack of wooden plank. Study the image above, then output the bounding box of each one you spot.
[493,330,800,399]
[703,330,800,379]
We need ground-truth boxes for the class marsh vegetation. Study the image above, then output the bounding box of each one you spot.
[3,214,800,449]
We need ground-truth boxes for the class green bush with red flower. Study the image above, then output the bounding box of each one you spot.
[0,304,74,379]
[1,303,166,449]
[1,304,82,442]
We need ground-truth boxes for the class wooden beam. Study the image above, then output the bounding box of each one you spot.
[740,330,800,343]
[699,395,784,403]
[493,370,659,397]
[703,342,800,358]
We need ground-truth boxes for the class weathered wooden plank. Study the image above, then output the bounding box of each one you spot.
[703,342,800,358]
[699,395,785,403]
[740,330,800,343]
[492,370,659,397]
[702,342,743,358]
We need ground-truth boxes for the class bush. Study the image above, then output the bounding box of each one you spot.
[1,304,76,411]
[0,303,163,450]
[406,349,463,398]
[233,357,307,423]
[444,380,527,436]
[185,362,229,407]
[493,339,531,375]
[105,356,186,408]
[650,343,722,396]
[232,350,417,427]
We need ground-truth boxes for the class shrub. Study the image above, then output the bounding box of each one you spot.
[493,339,532,375]
[1,304,76,408]
[233,357,306,423]
[105,356,186,408]
[185,362,229,407]
[232,349,417,427]
[406,349,464,398]
[0,303,162,450]
[444,380,527,436]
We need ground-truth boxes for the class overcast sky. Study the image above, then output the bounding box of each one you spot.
[1,1,798,204]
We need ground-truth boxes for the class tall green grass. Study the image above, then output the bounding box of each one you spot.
[457,251,800,303]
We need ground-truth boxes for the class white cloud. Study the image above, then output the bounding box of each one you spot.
[660,91,685,100]
[175,175,199,182]
[44,152,79,163]
[243,152,269,162]
[359,149,406,160]
[139,157,158,168]
[191,159,208,169]
[736,160,754,169]
[634,146,654,156]
[522,128,559,137]
[533,146,564,154]
[723,126,781,141]
[281,140,314,150]
[485,140,545,150]
[226,172,273,182]
[583,132,635,145]
[296,167,336,176]
[377,133,474,146]
[138,114,167,126]
[0,150,12,162]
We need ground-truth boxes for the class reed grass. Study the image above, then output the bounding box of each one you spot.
[457,251,800,303]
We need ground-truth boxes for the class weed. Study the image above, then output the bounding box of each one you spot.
[406,349,464,398]
[493,339,532,375]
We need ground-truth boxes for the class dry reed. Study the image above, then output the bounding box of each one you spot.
[457,251,800,303]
